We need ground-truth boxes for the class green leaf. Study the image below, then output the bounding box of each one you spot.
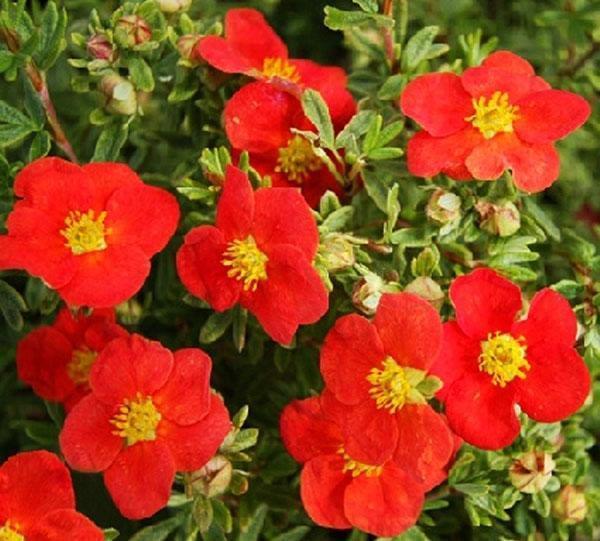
[104,528,120,540]
[129,57,155,92]
[35,2,68,70]
[92,122,129,161]
[551,279,584,299]
[199,311,233,344]
[301,89,334,148]
[523,198,561,241]
[0,99,35,126]
[0,123,36,147]
[377,74,406,100]
[367,147,403,160]
[129,517,181,541]
[0,280,27,330]
[402,26,440,70]
[237,504,267,541]
[272,526,310,541]
[321,206,354,232]
[28,130,51,161]
[352,0,378,12]
[324,7,393,30]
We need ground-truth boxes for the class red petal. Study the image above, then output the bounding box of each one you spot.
[103,441,175,520]
[515,345,590,423]
[216,166,255,240]
[482,51,535,75]
[400,73,473,137]
[57,244,150,308]
[16,326,76,402]
[320,314,385,405]
[373,292,443,371]
[503,140,560,193]
[514,89,591,144]
[160,393,231,471]
[242,244,328,345]
[465,133,513,180]
[28,509,103,541]
[462,64,539,103]
[153,348,212,425]
[344,462,424,537]
[0,451,74,530]
[393,405,453,491]
[253,186,319,259]
[280,396,342,464]
[225,82,302,153]
[176,225,241,311]
[430,322,481,401]
[90,335,173,406]
[105,183,179,257]
[59,395,123,472]
[300,455,352,530]
[406,128,481,179]
[450,268,522,340]
[81,162,142,207]
[197,36,255,73]
[445,371,520,450]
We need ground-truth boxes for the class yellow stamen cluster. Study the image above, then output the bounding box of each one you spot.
[61,210,109,255]
[338,447,382,478]
[222,236,268,292]
[67,348,98,385]
[262,57,301,83]
[479,332,530,387]
[367,357,412,413]
[466,91,520,139]
[0,522,24,541]
[275,135,322,184]
[111,392,162,446]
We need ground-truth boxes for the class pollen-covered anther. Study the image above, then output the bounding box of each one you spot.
[261,57,301,83]
[222,236,268,291]
[466,91,520,139]
[67,348,98,385]
[478,332,530,387]
[275,135,322,183]
[367,357,412,413]
[0,522,24,541]
[111,392,162,446]
[61,209,109,255]
[338,447,382,478]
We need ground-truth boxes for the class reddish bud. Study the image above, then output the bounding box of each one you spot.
[115,15,152,48]
[87,34,115,61]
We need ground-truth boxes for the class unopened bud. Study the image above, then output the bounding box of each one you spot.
[552,486,587,524]
[177,34,202,63]
[320,234,355,272]
[426,189,461,225]
[404,277,444,310]
[158,0,191,12]
[476,200,521,237]
[116,298,143,325]
[87,34,115,61]
[509,451,555,494]
[100,74,138,116]
[115,15,152,48]
[352,272,398,315]
[192,455,233,498]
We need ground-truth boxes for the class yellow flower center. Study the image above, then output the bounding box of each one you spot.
[60,210,109,255]
[222,236,268,292]
[111,392,162,446]
[261,57,301,83]
[67,348,97,385]
[367,357,412,413]
[338,446,382,478]
[0,523,24,541]
[466,91,520,139]
[479,332,529,387]
[275,135,322,183]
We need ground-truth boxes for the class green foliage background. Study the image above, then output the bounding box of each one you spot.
[0,0,599,540]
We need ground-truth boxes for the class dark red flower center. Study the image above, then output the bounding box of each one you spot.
[222,236,268,291]
[466,91,520,139]
[478,332,529,387]
[67,348,98,385]
[261,57,300,83]
[0,522,24,541]
[111,392,162,446]
[338,446,382,478]
[60,209,109,255]
[275,135,322,183]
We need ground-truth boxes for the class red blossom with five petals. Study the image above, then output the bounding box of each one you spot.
[400,51,590,192]
[17,306,128,410]
[176,165,328,345]
[0,157,180,308]
[431,268,591,450]
[0,450,103,540]
[59,334,231,519]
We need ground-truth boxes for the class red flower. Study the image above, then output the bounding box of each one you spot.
[281,394,427,537]
[59,334,231,519]
[0,157,180,308]
[196,8,355,128]
[226,82,344,207]
[176,165,328,345]
[17,306,127,410]
[400,51,590,192]
[0,450,103,541]
[431,268,591,450]
[320,292,454,489]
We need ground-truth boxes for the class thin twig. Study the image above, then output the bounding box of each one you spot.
[559,37,600,77]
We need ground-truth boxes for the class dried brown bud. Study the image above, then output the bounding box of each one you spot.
[552,486,587,524]
[509,451,555,494]
[426,189,461,225]
[320,234,355,272]
[192,455,233,498]
[99,74,138,116]
[475,200,521,237]
[404,277,444,310]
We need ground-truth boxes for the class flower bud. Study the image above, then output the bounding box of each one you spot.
[509,451,555,494]
[115,15,152,48]
[116,298,143,325]
[100,74,138,116]
[158,0,191,13]
[475,200,521,237]
[426,189,461,225]
[320,234,355,272]
[177,34,202,63]
[87,34,115,61]
[552,486,587,524]
[192,455,233,498]
[352,274,385,316]
[404,277,444,310]
[411,246,440,277]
